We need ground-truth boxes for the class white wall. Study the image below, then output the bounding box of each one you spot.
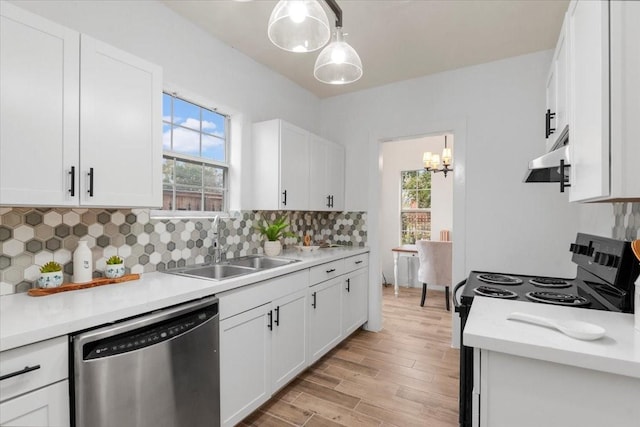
[380,135,453,287]
[11,0,321,210]
[320,50,584,337]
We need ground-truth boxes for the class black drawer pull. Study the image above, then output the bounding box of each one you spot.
[274,306,280,326]
[88,167,94,197]
[312,291,317,309]
[0,365,41,381]
[267,310,273,330]
[355,260,363,265]
[326,268,336,274]
[346,278,350,292]
[282,190,287,206]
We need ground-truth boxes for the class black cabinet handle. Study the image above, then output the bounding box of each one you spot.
[330,195,334,208]
[355,260,363,265]
[545,109,556,139]
[282,190,287,206]
[560,159,571,193]
[267,310,273,330]
[274,306,280,326]
[68,166,75,197]
[326,195,331,208]
[312,291,317,309]
[88,167,94,197]
[326,268,336,274]
[0,365,41,381]
[346,278,350,292]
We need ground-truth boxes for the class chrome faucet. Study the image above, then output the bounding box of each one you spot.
[212,215,224,263]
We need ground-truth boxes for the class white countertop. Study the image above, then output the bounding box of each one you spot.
[0,247,368,352]
[463,298,640,379]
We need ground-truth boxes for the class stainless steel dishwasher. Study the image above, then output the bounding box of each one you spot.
[72,296,220,427]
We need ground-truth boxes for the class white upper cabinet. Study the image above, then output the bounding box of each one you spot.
[0,2,80,206]
[545,13,570,152]
[309,135,345,211]
[252,119,345,211]
[80,36,162,207]
[252,119,310,210]
[0,3,162,208]
[568,0,640,202]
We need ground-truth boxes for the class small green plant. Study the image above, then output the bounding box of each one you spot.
[40,261,62,273]
[255,216,295,241]
[106,255,123,265]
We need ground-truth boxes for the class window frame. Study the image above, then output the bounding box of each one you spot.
[153,92,230,218]
[400,169,432,244]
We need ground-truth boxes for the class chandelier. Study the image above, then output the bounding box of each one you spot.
[423,135,453,178]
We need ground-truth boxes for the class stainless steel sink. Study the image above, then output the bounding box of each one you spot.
[227,255,299,269]
[164,255,299,281]
[171,264,257,280]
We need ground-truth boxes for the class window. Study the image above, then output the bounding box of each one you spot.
[161,93,229,213]
[400,170,431,244]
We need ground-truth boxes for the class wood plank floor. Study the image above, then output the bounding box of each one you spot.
[239,286,459,427]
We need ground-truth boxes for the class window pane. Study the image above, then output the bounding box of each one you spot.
[417,189,431,208]
[202,109,225,139]
[401,212,432,243]
[172,126,201,157]
[162,158,174,185]
[202,134,225,162]
[162,93,172,123]
[173,98,200,131]
[162,186,173,210]
[204,190,224,212]
[402,170,417,188]
[175,186,202,211]
[203,165,224,190]
[401,190,417,209]
[175,161,202,187]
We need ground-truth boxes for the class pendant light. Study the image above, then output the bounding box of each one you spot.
[268,0,330,52]
[267,0,363,85]
[314,28,363,84]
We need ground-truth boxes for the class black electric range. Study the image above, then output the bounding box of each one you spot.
[453,233,640,427]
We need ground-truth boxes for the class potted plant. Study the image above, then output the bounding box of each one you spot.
[256,216,295,256]
[38,261,63,288]
[105,255,125,279]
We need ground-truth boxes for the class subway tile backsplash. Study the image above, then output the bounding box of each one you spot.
[0,208,367,294]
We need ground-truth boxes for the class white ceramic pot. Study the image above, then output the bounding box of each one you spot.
[105,263,125,279]
[37,271,64,288]
[264,240,282,257]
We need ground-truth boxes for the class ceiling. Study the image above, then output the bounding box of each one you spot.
[162,0,569,99]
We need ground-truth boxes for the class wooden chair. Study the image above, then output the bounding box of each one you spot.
[416,240,452,311]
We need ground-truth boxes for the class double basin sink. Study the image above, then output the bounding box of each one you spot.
[166,255,300,281]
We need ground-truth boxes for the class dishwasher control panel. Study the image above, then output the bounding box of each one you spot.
[83,302,218,360]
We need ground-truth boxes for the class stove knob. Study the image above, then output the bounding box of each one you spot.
[570,243,579,253]
[605,254,619,267]
[593,252,603,263]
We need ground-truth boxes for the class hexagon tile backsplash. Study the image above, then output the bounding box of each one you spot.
[0,208,367,294]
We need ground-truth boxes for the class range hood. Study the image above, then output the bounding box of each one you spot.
[524,129,570,183]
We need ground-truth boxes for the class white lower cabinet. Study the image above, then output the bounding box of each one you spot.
[308,278,343,363]
[220,303,272,427]
[342,268,368,336]
[271,289,308,391]
[0,336,69,427]
[219,253,369,426]
[0,380,69,427]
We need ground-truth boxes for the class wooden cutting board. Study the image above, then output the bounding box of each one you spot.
[28,274,140,297]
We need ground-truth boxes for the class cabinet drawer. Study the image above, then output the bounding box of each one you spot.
[0,336,68,403]
[344,253,369,272]
[309,259,345,285]
[218,270,309,320]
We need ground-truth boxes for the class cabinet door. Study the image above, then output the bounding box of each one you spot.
[0,3,79,206]
[308,278,343,363]
[279,122,309,210]
[271,289,307,391]
[309,137,329,211]
[326,142,345,211]
[568,0,610,202]
[80,35,162,208]
[220,304,272,427]
[342,268,368,336]
[0,380,69,427]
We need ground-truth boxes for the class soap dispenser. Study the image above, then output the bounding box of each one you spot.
[73,240,93,283]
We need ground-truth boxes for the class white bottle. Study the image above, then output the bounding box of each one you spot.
[73,240,93,283]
